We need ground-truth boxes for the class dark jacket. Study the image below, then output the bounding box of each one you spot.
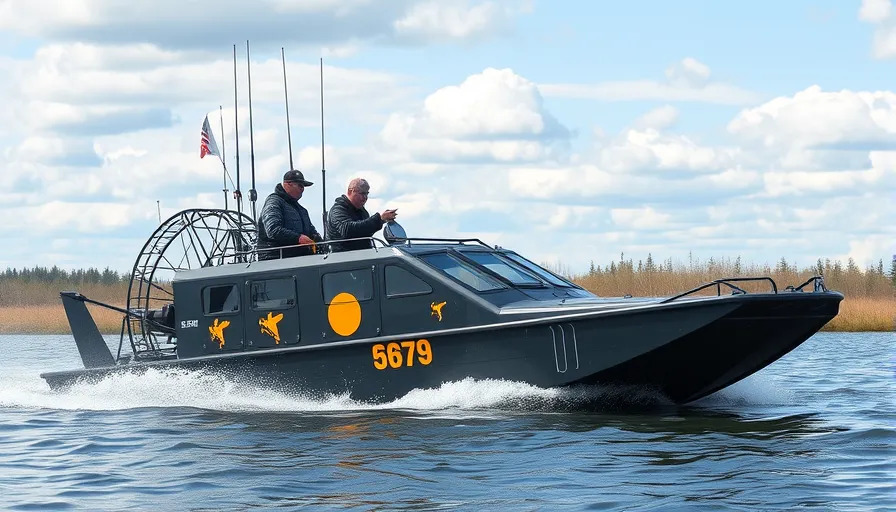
[325,195,383,252]
[256,184,322,260]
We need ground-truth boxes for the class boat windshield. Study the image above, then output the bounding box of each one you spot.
[501,252,578,288]
[419,252,505,292]
[460,251,544,287]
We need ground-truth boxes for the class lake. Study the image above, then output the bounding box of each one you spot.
[0,332,893,511]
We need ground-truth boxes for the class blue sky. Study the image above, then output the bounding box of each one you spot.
[0,0,893,275]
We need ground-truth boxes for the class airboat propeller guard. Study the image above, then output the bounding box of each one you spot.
[125,209,256,360]
[383,221,407,245]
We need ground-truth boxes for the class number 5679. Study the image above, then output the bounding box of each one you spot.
[372,339,432,370]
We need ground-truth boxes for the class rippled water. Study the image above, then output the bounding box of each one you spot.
[1,332,893,511]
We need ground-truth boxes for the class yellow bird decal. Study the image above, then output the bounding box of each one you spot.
[259,312,285,344]
[208,318,230,349]
[430,301,447,322]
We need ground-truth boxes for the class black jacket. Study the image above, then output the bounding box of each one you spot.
[256,184,322,260]
[325,195,383,252]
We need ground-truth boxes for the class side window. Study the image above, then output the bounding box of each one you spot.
[385,265,432,298]
[203,284,240,314]
[322,269,373,304]
[420,253,504,292]
[251,278,296,310]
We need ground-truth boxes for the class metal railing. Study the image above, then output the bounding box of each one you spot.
[659,275,828,304]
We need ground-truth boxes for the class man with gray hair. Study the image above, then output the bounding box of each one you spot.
[325,177,397,252]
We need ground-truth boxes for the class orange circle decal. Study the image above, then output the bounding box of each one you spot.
[327,292,361,336]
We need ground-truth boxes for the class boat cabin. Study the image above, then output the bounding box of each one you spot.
[169,236,596,358]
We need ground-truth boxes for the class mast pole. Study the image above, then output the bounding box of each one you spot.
[282,47,294,171]
[246,40,258,222]
[232,44,242,217]
[219,105,228,211]
[320,57,327,230]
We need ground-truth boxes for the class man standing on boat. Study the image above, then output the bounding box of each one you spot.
[256,170,323,260]
[326,178,398,252]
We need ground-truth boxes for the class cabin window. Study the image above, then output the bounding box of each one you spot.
[461,251,543,286]
[251,278,296,310]
[322,269,373,304]
[502,252,577,287]
[385,265,432,298]
[419,253,504,292]
[203,284,240,314]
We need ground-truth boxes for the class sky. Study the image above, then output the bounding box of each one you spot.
[0,0,894,275]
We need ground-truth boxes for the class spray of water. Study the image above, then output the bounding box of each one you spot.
[0,367,686,413]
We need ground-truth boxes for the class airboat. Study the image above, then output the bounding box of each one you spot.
[41,208,843,403]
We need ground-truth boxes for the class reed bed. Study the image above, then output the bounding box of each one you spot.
[0,304,125,334]
[1,257,894,333]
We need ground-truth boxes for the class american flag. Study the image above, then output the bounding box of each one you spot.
[200,115,220,159]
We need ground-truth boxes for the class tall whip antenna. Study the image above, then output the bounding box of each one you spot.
[320,57,327,230]
[246,40,258,222]
[218,105,229,211]
[232,44,242,217]
[281,47,294,170]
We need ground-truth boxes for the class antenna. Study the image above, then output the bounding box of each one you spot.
[282,47,294,170]
[232,44,242,217]
[219,105,229,211]
[246,40,258,222]
[156,200,161,223]
[320,57,327,230]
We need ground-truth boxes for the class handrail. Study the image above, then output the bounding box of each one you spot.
[787,275,828,292]
[246,236,492,260]
[659,275,830,304]
[393,237,492,248]
[660,277,778,304]
[247,236,392,260]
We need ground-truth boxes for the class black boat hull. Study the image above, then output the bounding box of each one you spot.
[41,291,842,404]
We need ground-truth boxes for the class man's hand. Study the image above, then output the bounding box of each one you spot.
[298,234,315,245]
[382,209,398,222]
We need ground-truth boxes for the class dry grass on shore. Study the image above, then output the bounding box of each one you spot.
[1,257,893,333]
[0,296,891,334]
[0,304,125,334]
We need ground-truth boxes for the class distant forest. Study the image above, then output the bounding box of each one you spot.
[0,266,129,285]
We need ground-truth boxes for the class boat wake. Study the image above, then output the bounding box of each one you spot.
[1,366,785,413]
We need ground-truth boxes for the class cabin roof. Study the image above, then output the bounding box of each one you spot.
[172,245,404,282]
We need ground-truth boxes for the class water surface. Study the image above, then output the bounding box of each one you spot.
[1,332,893,510]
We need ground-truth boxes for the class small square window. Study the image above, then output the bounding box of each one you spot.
[203,284,240,314]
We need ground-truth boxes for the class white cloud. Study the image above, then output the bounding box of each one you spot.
[859,0,896,58]
[632,105,679,130]
[0,0,527,48]
[380,67,571,163]
[394,0,531,42]
[611,207,672,231]
[728,86,896,151]
[540,58,762,105]
[596,127,735,175]
[860,0,892,23]
[665,57,711,88]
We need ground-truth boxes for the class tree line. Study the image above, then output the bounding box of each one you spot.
[1,266,129,285]
[583,253,895,284]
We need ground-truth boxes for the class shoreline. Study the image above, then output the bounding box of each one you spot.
[0,296,893,334]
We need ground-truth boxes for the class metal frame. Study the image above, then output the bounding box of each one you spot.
[124,209,256,361]
[660,275,827,304]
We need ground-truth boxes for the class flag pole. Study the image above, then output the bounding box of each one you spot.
[281,47,294,171]
[219,105,229,211]
[246,40,258,223]
[232,44,242,217]
[320,57,327,231]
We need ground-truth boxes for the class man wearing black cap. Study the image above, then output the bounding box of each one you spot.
[256,170,323,260]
